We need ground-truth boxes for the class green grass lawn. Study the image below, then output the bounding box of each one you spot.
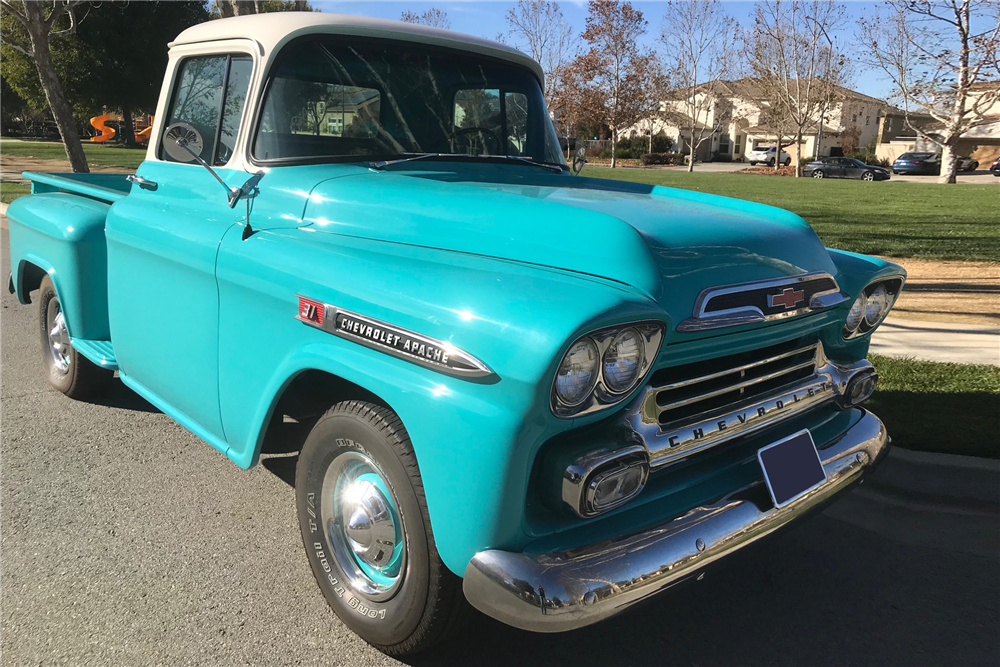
[586,166,1000,262]
[868,354,1000,458]
[0,181,31,204]
[1,138,145,170]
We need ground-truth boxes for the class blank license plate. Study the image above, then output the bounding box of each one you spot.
[757,430,827,508]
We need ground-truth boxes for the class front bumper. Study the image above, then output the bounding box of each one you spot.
[463,409,888,632]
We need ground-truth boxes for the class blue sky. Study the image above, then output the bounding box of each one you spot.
[313,1,893,99]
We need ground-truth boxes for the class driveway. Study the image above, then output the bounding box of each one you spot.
[2,227,998,666]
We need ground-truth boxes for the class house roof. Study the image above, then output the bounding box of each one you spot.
[699,77,905,112]
[170,13,543,82]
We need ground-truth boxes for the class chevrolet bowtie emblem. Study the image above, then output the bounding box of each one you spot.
[769,287,806,310]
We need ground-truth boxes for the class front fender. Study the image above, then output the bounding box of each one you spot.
[214,226,665,576]
[7,193,111,339]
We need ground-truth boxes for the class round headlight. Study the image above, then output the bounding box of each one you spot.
[603,328,644,393]
[865,284,890,325]
[555,338,600,406]
[845,293,866,332]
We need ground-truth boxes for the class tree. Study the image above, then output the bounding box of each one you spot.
[659,0,738,172]
[568,0,654,167]
[504,1,577,110]
[859,1,1000,184]
[0,1,89,172]
[214,0,312,17]
[746,0,848,175]
[399,8,451,30]
[77,2,209,146]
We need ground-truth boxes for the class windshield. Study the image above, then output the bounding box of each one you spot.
[899,152,935,160]
[253,38,565,167]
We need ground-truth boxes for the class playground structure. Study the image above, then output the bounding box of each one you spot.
[88,112,154,144]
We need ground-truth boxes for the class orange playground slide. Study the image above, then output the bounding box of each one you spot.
[135,116,154,144]
[89,114,116,143]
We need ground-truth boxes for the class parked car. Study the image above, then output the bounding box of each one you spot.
[992,156,1000,176]
[956,156,979,172]
[748,146,792,166]
[803,157,891,181]
[892,152,941,175]
[5,13,905,657]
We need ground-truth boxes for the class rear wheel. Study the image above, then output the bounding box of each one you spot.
[767,158,776,166]
[749,161,757,166]
[812,170,824,178]
[295,400,468,656]
[38,276,114,399]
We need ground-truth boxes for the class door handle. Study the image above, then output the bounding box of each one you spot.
[126,174,158,191]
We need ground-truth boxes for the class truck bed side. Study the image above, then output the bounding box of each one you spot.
[7,172,130,342]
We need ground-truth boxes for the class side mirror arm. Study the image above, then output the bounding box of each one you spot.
[175,137,243,207]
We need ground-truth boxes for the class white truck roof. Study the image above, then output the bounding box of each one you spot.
[170,13,543,83]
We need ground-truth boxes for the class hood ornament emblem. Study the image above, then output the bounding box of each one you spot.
[768,287,805,310]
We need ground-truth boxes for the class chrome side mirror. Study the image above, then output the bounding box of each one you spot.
[572,146,587,175]
[163,122,204,163]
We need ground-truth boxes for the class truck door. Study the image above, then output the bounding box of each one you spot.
[105,52,253,444]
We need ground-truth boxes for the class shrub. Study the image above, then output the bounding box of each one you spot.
[641,152,685,166]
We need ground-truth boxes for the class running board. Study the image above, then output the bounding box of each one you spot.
[70,338,118,371]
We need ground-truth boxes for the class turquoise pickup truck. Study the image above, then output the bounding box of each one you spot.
[7,13,904,657]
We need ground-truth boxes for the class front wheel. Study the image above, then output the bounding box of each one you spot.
[862,171,875,181]
[38,275,114,399]
[295,400,468,656]
[767,158,776,166]
[749,161,757,166]
[783,158,791,166]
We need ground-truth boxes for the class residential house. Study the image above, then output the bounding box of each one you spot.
[910,81,1000,164]
[627,78,910,164]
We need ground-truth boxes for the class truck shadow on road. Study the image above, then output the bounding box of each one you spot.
[404,510,998,667]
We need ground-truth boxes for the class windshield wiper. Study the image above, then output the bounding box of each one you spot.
[369,153,566,173]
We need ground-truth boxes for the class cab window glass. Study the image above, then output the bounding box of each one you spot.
[161,54,252,165]
[216,57,253,165]
[452,89,531,156]
[259,82,380,140]
[505,92,528,155]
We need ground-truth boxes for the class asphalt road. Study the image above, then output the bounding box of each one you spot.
[2,228,998,667]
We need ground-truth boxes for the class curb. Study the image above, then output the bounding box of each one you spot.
[864,446,999,511]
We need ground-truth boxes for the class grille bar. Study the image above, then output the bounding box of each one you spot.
[651,341,821,426]
[650,343,819,393]
[657,358,818,412]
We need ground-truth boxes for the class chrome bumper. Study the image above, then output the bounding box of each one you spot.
[463,410,888,632]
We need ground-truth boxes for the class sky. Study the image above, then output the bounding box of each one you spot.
[313,0,894,99]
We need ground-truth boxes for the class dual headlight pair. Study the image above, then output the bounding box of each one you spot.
[843,277,904,339]
[551,321,664,418]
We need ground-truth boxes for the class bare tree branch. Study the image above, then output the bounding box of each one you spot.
[859,0,1000,183]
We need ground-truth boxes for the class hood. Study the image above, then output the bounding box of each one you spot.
[300,164,837,326]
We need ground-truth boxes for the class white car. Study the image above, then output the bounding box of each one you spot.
[748,146,792,166]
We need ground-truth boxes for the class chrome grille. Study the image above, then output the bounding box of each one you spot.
[649,340,820,427]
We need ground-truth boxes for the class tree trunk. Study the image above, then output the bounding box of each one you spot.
[794,130,803,177]
[939,143,959,184]
[611,131,617,168]
[21,3,88,173]
[120,107,136,148]
[687,133,695,173]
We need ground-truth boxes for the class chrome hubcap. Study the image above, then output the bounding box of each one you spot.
[322,451,404,601]
[46,302,71,374]
[342,479,397,569]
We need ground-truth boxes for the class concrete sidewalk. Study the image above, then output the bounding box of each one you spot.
[870,316,1000,366]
